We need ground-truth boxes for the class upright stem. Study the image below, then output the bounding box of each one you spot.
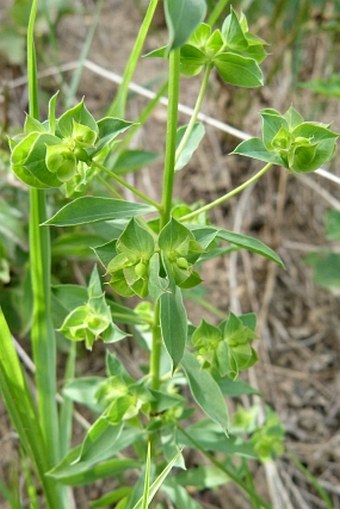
[149,49,181,391]
[182,163,273,221]
[28,0,60,468]
[27,2,66,507]
[175,64,212,165]
[108,0,160,117]
[29,190,60,466]
[160,49,181,228]
[150,303,162,390]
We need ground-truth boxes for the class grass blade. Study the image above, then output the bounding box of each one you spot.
[0,309,59,509]
[132,449,183,509]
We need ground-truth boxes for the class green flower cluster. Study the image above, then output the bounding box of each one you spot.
[180,8,266,84]
[59,266,126,350]
[106,218,203,299]
[251,410,285,461]
[192,312,257,379]
[234,106,339,173]
[147,8,267,88]
[9,95,132,194]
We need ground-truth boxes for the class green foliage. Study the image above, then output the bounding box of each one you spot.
[164,0,207,49]
[1,1,338,508]
[305,209,340,291]
[300,75,340,99]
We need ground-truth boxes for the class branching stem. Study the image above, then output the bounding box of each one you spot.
[175,64,212,165]
[93,160,161,210]
[182,163,273,221]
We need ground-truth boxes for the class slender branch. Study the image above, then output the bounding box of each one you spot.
[178,426,272,509]
[182,163,273,221]
[93,160,161,210]
[160,49,181,227]
[96,173,123,199]
[175,64,212,165]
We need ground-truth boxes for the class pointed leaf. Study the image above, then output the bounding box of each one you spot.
[217,229,284,268]
[44,197,154,226]
[181,351,229,433]
[148,252,168,302]
[175,122,205,171]
[232,137,283,165]
[131,450,183,509]
[214,53,263,88]
[74,416,123,464]
[112,150,159,175]
[164,0,207,49]
[118,218,155,257]
[160,287,187,370]
[95,118,134,152]
[57,99,98,137]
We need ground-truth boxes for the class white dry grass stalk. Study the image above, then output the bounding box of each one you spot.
[2,58,340,189]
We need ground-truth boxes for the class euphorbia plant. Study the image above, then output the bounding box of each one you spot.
[0,0,338,508]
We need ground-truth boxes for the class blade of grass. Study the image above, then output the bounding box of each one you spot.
[65,0,105,107]
[107,0,160,117]
[27,1,67,507]
[59,343,77,457]
[142,443,151,509]
[290,454,334,509]
[28,0,60,467]
[132,449,183,509]
[0,309,60,509]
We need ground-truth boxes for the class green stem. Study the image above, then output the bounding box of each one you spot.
[27,2,66,507]
[149,50,181,392]
[29,190,60,466]
[97,173,123,199]
[175,63,212,165]
[207,0,230,26]
[160,49,181,227]
[108,0,160,117]
[182,163,273,221]
[178,426,272,509]
[150,303,162,390]
[28,0,60,470]
[93,160,161,210]
[59,343,77,457]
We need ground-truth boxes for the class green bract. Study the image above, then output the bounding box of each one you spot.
[192,312,257,380]
[59,266,126,350]
[233,106,339,172]
[159,218,203,289]
[251,410,285,461]
[106,218,156,298]
[9,97,133,192]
